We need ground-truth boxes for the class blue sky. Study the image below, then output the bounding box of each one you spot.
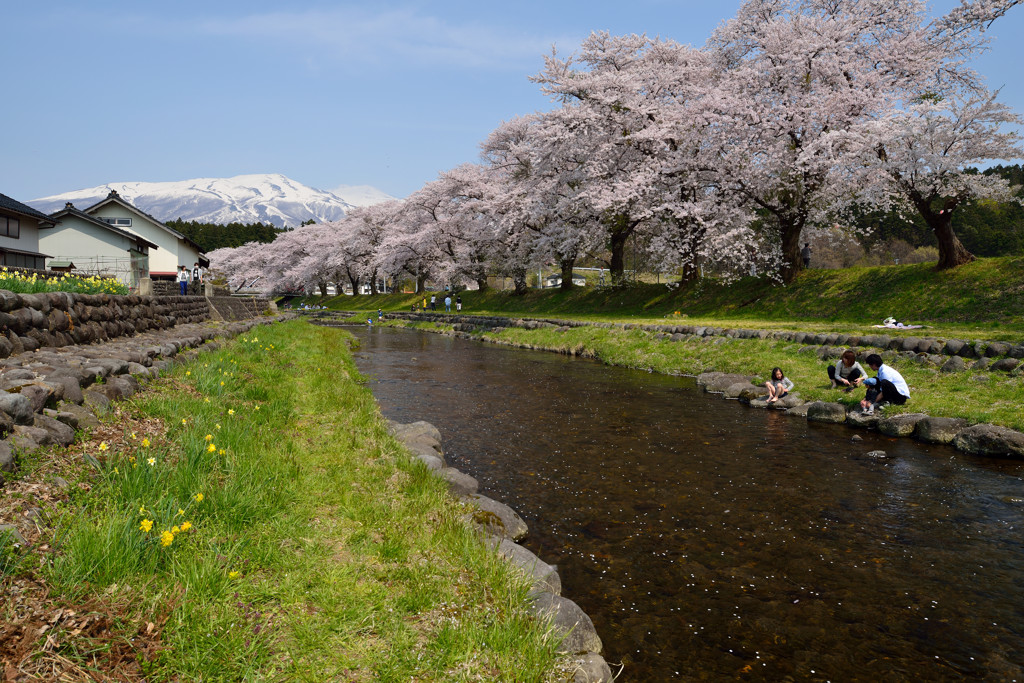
[3,0,1022,202]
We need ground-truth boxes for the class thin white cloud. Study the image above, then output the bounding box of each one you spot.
[196,8,579,70]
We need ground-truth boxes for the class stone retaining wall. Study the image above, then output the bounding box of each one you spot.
[0,315,295,481]
[0,291,211,357]
[207,296,274,322]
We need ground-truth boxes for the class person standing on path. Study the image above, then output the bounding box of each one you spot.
[177,265,189,296]
[801,243,812,268]
[444,296,452,312]
[456,295,462,312]
[430,295,437,311]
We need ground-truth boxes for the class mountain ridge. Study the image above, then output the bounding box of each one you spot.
[29,174,395,228]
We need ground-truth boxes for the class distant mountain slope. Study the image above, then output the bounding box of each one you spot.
[29,174,393,228]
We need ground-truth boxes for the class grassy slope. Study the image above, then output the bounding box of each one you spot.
[7,321,559,681]
[309,256,1024,340]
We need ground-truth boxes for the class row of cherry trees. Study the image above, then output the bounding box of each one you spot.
[211,0,1022,294]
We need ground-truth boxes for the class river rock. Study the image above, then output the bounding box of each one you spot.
[985,341,1012,358]
[953,424,1024,458]
[567,654,614,683]
[486,536,561,595]
[785,403,811,418]
[770,394,804,410]
[846,411,879,429]
[0,441,15,473]
[440,467,478,496]
[941,356,967,373]
[527,592,603,655]
[990,358,1020,373]
[462,494,528,541]
[722,382,759,400]
[878,413,928,438]
[0,524,26,546]
[702,373,753,393]
[0,393,34,426]
[389,420,443,445]
[916,417,969,444]
[33,414,76,447]
[83,389,112,414]
[973,357,991,370]
[57,403,101,431]
[866,450,890,459]
[807,402,848,424]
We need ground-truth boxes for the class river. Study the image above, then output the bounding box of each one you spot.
[349,326,1024,681]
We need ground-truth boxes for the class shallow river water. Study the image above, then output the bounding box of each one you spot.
[348,326,1024,681]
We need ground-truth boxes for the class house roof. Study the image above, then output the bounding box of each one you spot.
[83,190,204,254]
[0,192,57,227]
[46,203,160,251]
[0,245,52,259]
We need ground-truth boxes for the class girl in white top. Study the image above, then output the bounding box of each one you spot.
[828,350,866,389]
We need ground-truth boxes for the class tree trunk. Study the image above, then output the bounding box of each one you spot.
[318,282,328,297]
[370,269,379,295]
[559,258,575,291]
[348,274,360,297]
[928,210,975,270]
[609,231,628,283]
[778,218,803,284]
[512,267,528,295]
[476,277,489,292]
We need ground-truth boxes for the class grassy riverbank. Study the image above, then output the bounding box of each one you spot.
[391,319,1024,433]
[303,256,1024,340]
[1,321,560,681]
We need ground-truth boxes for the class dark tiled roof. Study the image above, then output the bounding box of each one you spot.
[0,192,57,225]
[48,204,160,251]
[83,191,204,253]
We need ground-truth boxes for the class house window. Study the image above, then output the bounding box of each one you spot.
[101,217,132,227]
[0,216,20,238]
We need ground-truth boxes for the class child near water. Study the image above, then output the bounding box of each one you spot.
[765,367,794,403]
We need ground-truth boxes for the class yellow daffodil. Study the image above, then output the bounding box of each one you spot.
[204,397,210,403]
[186,370,191,376]
[177,508,185,517]
[194,493,204,502]
[228,409,235,416]
[215,424,221,430]
[180,521,192,532]
[181,418,187,426]
[229,571,240,579]
[171,525,180,534]
[147,457,155,466]
[160,531,174,547]
[130,432,137,440]
[207,443,216,453]
[218,448,226,456]
[204,434,213,441]
[139,505,147,514]
[98,442,108,451]
[141,438,150,448]
[139,519,153,533]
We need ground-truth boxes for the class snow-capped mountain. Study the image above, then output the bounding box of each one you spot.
[29,174,393,228]
[330,184,397,208]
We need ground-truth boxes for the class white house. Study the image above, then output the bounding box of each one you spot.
[81,190,207,280]
[39,202,159,288]
[0,192,53,270]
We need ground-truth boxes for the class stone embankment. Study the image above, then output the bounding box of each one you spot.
[318,310,1024,459]
[0,291,211,356]
[388,420,614,683]
[0,314,294,485]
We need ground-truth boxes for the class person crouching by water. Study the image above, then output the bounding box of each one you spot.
[859,353,910,414]
[828,350,866,390]
[765,367,794,404]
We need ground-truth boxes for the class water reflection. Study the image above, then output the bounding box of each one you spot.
[349,326,1024,681]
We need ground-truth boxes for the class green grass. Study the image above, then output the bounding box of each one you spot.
[297,256,1024,340]
[394,319,1024,433]
[15,321,560,681]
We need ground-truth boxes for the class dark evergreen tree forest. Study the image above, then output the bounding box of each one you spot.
[167,219,287,252]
